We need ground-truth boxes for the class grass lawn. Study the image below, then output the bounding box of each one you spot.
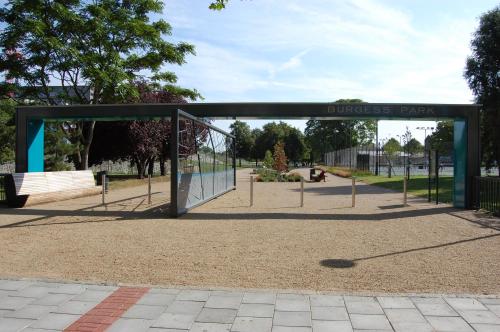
[105,174,170,190]
[357,174,453,203]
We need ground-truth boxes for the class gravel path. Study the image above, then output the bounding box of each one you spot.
[0,169,498,295]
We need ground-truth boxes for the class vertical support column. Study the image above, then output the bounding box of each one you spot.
[466,111,481,209]
[232,136,236,188]
[170,109,180,218]
[27,119,45,172]
[453,119,467,208]
[15,110,28,173]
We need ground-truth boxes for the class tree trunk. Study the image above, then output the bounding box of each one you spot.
[75,121,96,170]
[147,156,155,176]
[159,156,166,176]
[135,157,146,179]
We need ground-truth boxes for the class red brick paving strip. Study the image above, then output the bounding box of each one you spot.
[64,287,150,332]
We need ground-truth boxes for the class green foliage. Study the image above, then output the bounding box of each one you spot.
[255,168,301,182]
[428,121,453,153]
[404,138,424,155]
[0,0,199,170]
[383,138,401,157]
[305,99,376,162]
[254,121,306,162]
[44,123,76,171]
[465,5,500,172]
[209,0,229,10]
[272,141,288,172]
[0,99,15,165]
[263,150,273,168]
[230,120,254,164]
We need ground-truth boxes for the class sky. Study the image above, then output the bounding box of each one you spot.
[160,0,498,144]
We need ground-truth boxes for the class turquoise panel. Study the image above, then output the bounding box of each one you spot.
[453,119,467,208]
[27,120,44,172]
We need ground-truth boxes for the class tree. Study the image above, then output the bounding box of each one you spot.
[263,150,273,169]
[229,121,254,166]
[465,5,500,174]
[45,123,76,171]
[89,82,189,178]
[404,138,424,156]
[305,99,376,162]
[253,121,305,163]
[272,141,288,172]
[0,100,15,165]
[209,0,229,10]
[0,0,199,170]
[428,121,453,153]
[283,127,306,164]
[383,138,400,178]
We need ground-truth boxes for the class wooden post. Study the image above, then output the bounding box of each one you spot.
[148,174,152,205]
[250,176,253,207]
[101,174,106,205]
[351,177,356,208]
[300,177,304,207]
[403,176,408,206]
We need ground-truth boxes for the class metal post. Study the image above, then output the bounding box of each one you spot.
[403,176,408,206]
[250,176,253,207]
[148,174,152,205]
[170,109,180,217]
[428,150,431,202]
[351,177,356,207]
[300,177,304,207]
[232,137,237,188]
[375,120,379,175]
[435,150,439,205]
[101,174,106,205]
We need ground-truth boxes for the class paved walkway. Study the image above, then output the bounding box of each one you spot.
[0,279,499,332]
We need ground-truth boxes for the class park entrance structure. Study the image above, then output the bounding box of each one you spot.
[15,102,480,215]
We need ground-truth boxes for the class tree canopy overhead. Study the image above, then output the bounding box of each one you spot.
[0,0,200,170]
[464,5,500,173]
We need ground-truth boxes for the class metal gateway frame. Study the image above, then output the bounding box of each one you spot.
[15,102,481,212]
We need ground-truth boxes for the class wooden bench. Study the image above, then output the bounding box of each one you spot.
[5,170,102,207]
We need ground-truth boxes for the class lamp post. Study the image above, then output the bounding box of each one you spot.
[416,126,435,169]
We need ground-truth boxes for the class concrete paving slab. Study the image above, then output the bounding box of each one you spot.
[107,318,154,332]
[311,320,353,332]
[191,322,232,332]
[3,304,57,319]
[311,306,348,321]
[196,308,237,324]
[53,300,98,315]
[176,289,210,302]
[384,308,426,323]
[458,309,500,324]
[426,316,475,332]
[0,317,34,332]
[206,295,242,309]
[137,293,176,306]
[29,312,80,330]
[445,297,488,311]
[310,295,344,307]
[272,327,312,332]
[243,292,276,305]
[122,304,166,320]
[165,300,204,315]
[414,302,458,316]
[273,311,311,327]
[0,280,34,291]
[237,303,274,317]
[231,316,272,332]
[346,301,383,315]
[71,289,112,302]
[350,314,392,330]
[391,321,434,332]
[32,293,73,306]
[275,299,310,312]
[152,312,196,330]
[377,296,415,309]
[471,323,500,332]
[0,296,35,310]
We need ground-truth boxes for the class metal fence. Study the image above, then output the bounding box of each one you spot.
[173,110,236,216]
[324,145,453,177]
[475,177,500,216]
[0,174,8,204]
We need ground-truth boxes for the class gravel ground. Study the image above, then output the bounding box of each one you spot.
[0,169,498,295]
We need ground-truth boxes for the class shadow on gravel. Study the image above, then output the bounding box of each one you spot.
[321,232,500,268]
